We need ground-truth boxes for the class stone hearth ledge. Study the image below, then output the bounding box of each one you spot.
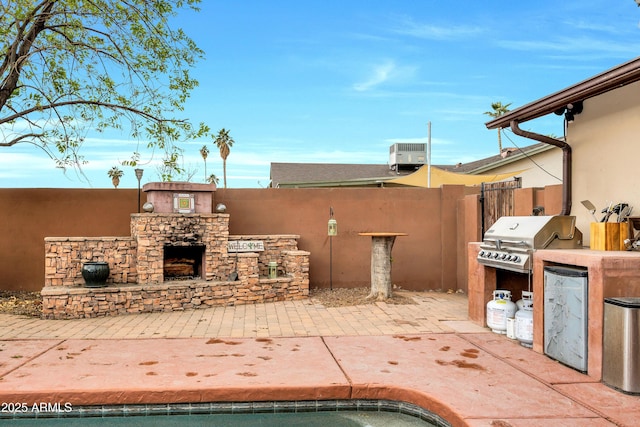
[41,273,308,320]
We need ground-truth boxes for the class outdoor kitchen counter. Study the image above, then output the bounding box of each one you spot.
[533,248,640,381]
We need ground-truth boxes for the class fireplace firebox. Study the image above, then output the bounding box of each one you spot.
[164,245,205,280]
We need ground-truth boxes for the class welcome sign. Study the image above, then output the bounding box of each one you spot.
[227,240,265,252]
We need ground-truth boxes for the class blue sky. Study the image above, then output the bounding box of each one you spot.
[2,0,640,188]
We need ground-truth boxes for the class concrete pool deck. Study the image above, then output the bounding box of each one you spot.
[0,291,637,426]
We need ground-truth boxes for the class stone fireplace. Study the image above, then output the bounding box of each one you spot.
[41,182,310,319]
[131,213,229,283]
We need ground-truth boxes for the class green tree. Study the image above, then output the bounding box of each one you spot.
[484,102,512,154]
[0,0,209,176]
[213,128,234,188]
[157,151,184,182]
[199,145,209,182]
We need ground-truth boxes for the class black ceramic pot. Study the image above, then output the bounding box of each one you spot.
[81,262,110,288]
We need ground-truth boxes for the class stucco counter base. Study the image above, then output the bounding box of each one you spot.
[533,249,640,381]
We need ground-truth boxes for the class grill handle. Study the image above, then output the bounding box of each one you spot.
[486,239,529,251]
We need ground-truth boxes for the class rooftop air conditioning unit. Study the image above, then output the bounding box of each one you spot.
[389,143,427,170]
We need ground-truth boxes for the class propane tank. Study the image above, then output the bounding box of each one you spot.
[515,291,534,347]
[486,290,517,334]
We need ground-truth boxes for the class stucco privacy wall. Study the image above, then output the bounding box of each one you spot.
[569,79,640,242]
[0,187,473,292]
[0,189,143,293]
[214,187,477,292]
[1,184,565,293]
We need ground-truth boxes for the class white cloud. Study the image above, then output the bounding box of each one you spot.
[562,19,622,35]
[496,36,640,58]
[353,60,397,92]
[392,17,484,40]
[352,60,420,93]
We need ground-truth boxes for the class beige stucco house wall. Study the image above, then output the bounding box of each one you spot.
[569,79,640,240]
[471,144,563,190]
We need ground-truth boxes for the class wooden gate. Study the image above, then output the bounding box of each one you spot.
[481,178,522,235]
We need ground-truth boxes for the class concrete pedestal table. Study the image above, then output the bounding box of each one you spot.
[359,232,408,301]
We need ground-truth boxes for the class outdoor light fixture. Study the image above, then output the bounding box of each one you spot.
[268,261,277,279]
[554,100,583,122]
[328,217,338,236]
[134,168,144,213]
[328,207,337,290]
[215,203,227,213]
[565,110,575,122]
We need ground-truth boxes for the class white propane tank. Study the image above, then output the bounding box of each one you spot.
[515,291,534,347]
[506,317,517,339]
[486,290,517,334]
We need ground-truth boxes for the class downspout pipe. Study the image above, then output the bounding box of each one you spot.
[510,120,572,216]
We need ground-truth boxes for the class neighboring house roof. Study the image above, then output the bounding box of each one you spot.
[270,143,551,188]
[485,56,640,129]
[270,163,416,188]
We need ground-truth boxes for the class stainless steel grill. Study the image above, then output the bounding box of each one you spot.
[477,215,583,273]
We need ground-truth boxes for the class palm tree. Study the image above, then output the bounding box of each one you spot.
[207,173,220,185]
[484,102,512,154]
[213,128,234,188]
[107,166,124,188]
[199,145,209,182]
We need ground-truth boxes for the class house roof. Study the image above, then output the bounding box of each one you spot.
[485,56,640,129]
[270,143,550,187]
[269,163,416,188]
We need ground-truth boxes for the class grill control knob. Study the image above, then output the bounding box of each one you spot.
[512,255,520,262]
[479,250,485,257]
[492,252,500,259]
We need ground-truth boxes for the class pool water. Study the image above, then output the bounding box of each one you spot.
[1,400,450,427]
[6,411,437,426]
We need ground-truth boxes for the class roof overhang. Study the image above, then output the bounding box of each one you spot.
[485,56,640,129]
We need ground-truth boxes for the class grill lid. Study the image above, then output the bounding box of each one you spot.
[482,215,582,250]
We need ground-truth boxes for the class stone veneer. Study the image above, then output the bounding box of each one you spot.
[42,213,310,319]
[131,213,229,283]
